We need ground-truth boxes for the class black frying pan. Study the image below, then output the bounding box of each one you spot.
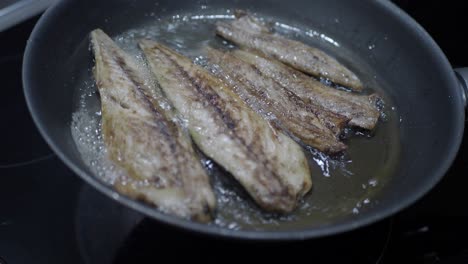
[23,0,468,240]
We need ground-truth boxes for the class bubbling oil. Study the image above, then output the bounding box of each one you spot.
[71,10,400,231]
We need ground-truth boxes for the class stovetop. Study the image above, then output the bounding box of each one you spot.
[1,1,468,263]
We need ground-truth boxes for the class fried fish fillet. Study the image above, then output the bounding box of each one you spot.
[231,49,381,130]
[90,29,216,222]
[205,47,347,153]
[215,11,363,91]
[139,40,312,213]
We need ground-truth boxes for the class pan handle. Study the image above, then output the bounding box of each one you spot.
[454,68,468,107]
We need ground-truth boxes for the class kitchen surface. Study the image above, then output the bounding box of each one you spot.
[1,1,467,263]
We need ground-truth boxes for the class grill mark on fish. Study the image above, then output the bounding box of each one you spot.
[231,49,380,130]
[90,29,216,222]
[205,47,347,153]
[140,40,311,212]
[189,74,289,196]
[247,59,349,136]
[112,54,180,159]
[247,60,346,134]
[237,74,346,153]
[161,50,289,196]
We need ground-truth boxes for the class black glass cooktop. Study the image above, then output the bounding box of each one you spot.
[1,1,467,263]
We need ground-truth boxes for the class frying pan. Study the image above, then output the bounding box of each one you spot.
[22,0,468,240]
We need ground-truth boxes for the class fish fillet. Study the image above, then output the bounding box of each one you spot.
[90,29,216,222]
[205,47,347,153]
[139,40,312,213]
[231,49,381,130]
[215,11,363,91]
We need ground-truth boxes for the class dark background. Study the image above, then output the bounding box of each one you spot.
[395,0,468,67]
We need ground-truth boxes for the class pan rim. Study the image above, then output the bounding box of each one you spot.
[22,0,465,240]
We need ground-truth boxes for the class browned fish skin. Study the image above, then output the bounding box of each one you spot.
[231,49,380,130]
[140,40,312,213]
[205,47,347,154]
[215,12,364,91]
[90,29,216,222]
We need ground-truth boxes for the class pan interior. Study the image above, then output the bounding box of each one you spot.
[70,8,400,231]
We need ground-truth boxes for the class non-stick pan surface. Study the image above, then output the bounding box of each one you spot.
[23,0,465,240]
